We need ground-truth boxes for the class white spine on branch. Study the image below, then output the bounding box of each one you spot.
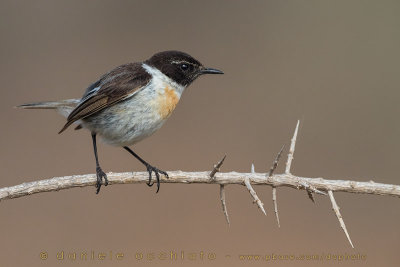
[328,190,354,248]
[285,120,299,174]
[209,155,230,225]
[268,146,285,228]
[248,164,267,216]
[220,185,230,225]
[272,188,280,227]
[244,176,266,215]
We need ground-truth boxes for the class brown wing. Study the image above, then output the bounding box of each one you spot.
[59,63,151,134]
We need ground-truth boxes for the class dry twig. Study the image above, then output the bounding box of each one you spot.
[1,172,398,202]
[1,121,399,248]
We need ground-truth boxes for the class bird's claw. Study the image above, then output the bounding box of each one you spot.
[146,165,168,193]
[95,166,108,194]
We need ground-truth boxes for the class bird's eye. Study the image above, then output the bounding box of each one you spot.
[180,64,189,71]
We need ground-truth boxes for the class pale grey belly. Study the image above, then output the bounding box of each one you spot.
[81,95,165,146]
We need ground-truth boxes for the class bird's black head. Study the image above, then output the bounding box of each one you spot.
[145,50,223,87]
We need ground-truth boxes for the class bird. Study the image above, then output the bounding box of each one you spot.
[18,50,224,194]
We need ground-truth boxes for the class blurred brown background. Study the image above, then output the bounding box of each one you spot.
[1,0,399,266]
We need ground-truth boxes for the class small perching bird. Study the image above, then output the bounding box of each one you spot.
[18,50,224,194]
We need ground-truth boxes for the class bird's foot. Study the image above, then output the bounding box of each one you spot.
[95,166,108,194]
[146,164,169,193]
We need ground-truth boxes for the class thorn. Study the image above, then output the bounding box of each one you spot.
[209,155,227,179]
[244,177,266,215]
[307,190,315,203]
[328,190,354,248]
[285,120,300,174]
[269,145,285,178]
[272,187,280,227]
[314,188,327,196]
[267,146,285,227]
[220,185,230,225]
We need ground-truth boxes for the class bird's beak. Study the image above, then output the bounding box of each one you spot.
[200,67,224,75]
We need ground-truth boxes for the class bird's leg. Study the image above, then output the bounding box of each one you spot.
[123,146,168,193]
[92,133,108,194]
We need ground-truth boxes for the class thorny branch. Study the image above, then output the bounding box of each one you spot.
[1,121,399,248]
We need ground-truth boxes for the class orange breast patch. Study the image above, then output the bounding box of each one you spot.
[155,86,179,119]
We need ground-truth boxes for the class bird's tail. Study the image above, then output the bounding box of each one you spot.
[17,99,80,118]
